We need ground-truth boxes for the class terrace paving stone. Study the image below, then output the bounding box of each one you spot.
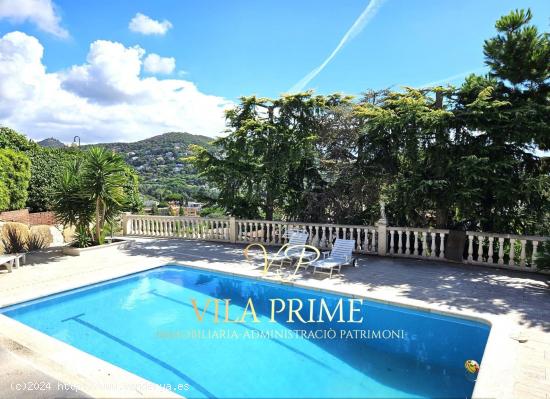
[0,238,548,399]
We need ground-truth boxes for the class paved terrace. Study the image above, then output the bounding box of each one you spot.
[0,238,549,399]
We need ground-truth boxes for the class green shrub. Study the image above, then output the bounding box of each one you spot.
[0,127,35,152]
[72,226,92,248]
[0,179,9,211]
[27,147,80,212]
[1,225,27,254]
[0,149,31,211]
[29,225,53,246]
[26,233,46,251]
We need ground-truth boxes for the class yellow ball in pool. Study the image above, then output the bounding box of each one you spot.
[465,360,480,373]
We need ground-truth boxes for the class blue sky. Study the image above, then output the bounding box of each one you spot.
[0,0,548,142]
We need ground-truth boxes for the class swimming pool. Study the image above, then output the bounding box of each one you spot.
[1,265,489,398]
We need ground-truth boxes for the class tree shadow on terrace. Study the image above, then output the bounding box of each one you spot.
[121,238,550,332]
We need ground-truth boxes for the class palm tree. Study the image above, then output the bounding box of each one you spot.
[83,147,127,244]
[54,147,128,245]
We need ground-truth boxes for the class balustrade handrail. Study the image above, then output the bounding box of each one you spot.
[121,213,548,274]
[236,219,376,230]
[388,226,450,234]
[465,231,548,241]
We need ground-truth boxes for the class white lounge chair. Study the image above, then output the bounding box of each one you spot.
[269,230,309,269]
[14,253,25,268]
[311,238,356,278]
[0,254,16,273]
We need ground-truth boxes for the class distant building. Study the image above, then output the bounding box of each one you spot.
[143,200,159,208]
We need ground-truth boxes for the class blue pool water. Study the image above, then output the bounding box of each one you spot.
[1,265,489,398]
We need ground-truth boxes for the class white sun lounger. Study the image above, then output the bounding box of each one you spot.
[268,230,309,268]
[0,254,17,273]
[311,238,356,278]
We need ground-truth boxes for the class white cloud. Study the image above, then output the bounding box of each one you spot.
[0,31,232,142]
[62,40,146,104]
[0,0,68,38]
[143,53,175,74]
[129,13,172,35]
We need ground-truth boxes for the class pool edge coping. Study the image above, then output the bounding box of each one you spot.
[0,260,518,399]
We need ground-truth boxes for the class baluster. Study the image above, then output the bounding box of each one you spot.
[268,223,274,244]
[508,238,516,266]
[396,230,403,255]
[405,231,411,255]
[413,231,419,256]
[430,232,437,258]
[477,235,484,262]
[532,240,539,267]
[487,237,494,263]
[372,228,377,252]
[329,228,333,248]
[519,240,527,267]
[260,222,265,243]
[467,235,473,262]
[420,232,427,257]
[389,230,395,254]
[497,237,504,264]
[438,233,445,258]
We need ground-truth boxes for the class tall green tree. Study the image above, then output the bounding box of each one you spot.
[188,93,348,220]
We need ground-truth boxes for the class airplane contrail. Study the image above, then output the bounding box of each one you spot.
[417,67,487,88]
[288,0,386,93]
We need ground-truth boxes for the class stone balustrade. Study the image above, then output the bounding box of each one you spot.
[122,214,548,273]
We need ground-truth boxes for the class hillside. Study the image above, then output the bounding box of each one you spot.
[38,137,66,148]
[85,132,215,203]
